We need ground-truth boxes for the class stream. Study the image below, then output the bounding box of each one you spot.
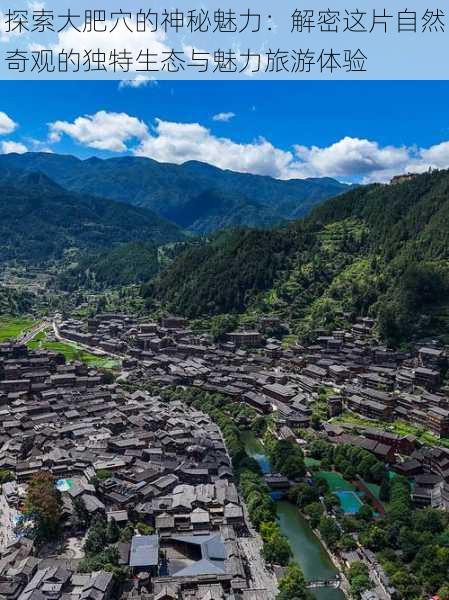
[241,432,346,600]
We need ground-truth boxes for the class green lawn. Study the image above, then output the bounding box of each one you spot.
[364,481,381,500]
[317,470,356,492]
[27,330,46,349]
[27,334,120,370]
[0,317,36,341]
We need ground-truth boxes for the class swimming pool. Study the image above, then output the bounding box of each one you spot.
[334,490,363,514]
[55,478,73,492]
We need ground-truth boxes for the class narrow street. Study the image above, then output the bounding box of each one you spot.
[0,494,19,551]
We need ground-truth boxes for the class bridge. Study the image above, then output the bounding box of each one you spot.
[306,576,341,589]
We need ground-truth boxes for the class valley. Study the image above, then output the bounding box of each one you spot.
[0,155,448,600]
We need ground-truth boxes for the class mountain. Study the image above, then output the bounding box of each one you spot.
[58,241,160,290]
[0,168,185,263]
[0,153,353,232]
[168,189,284,233]
[0,286,33,315]
[149,169,449,346]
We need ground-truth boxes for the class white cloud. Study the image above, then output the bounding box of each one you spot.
[0,111,17,135]
[0,10,22,43]
[26,137,54,153]
[293,137,410,179]
[119,76,158,89]
[0,140,28,154]
[43,109,449,182]
[134,119,295,178]
[49,111,149,152]
[27,1,45,11]
[212,112,235,123]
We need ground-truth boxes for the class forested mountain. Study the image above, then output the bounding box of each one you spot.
[0,153,353,232]
[0,169,185,263]
[0,286,33,315]
[149,169,449,345]
[58,241,160,290]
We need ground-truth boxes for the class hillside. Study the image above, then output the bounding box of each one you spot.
[58,241,160,290]
[0,169,185,263]
[0,286,34,316]
[150,169,449,346]
[0,153,353,232]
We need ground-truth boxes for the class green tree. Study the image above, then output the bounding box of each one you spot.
[84,515,108,555]
[360,525,388,551]
[106,517,120,543]
[379,476,391,502]
[260,522,292,566]
[277,563,312,600]
[303,502,324,529]
[136,522,154,535]
[319,516,341,549]
[0,469,14,484]
[348,561,371,598]
[24,471,62,542]
[357,505,374,522]
[438,584,449,600]
[120,524,135,542]
[210,314,239,342]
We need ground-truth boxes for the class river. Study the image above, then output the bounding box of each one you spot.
[241,432,346,600]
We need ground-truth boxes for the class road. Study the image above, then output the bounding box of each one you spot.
[238,535,279,597]
[18,319,49,345]
[0,494,19,551]
[52,320,125,363]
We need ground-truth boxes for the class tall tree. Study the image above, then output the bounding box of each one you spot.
[24,471,62,542]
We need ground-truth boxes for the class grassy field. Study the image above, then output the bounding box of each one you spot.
[27,333,120,370]
[333,411,449,449]
[0,317,35,341]
[317,470,356,492]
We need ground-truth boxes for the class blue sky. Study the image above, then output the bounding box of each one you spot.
[1,80,449,182]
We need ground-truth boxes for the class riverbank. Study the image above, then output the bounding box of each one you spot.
[241,432,346,600]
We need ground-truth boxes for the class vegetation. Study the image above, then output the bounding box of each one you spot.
[347,561,371,598]
[147,228,296,317]
[0,316,35,341]
[265,435,306,480]
[0,152,350,232]
[334,411,449,449]
[23,471,62,543]
[79,514,128,580]
[151,169,449,345]
[0,167,184,265]
[0,469,15,484]
[58,241,160,291]
[28,333,120,370]
[308,439,385,485]
[277,563,313,600]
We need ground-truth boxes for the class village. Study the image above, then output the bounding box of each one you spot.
[56,312,449,509]
[0,312,448,600]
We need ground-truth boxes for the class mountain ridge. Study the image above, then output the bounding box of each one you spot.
[0,166,185,263]
[0,152,354,232]
[149,169,449,346]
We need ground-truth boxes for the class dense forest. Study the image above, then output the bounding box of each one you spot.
[0,152,352,232]
[1,159,448,347]
[0,286,33,315]
[0,169,184,263]
[58,241,160,291]
[150,169,449,346]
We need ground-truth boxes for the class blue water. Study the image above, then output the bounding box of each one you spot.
[334,491,363,514]
[242,431,346,600]
[55,478,73,492]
